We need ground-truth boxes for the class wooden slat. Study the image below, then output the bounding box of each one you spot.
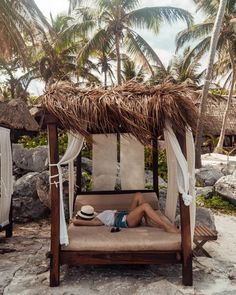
[60,250,182,265]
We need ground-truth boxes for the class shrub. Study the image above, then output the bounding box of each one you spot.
[197,194,236,215]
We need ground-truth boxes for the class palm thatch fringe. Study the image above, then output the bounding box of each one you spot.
[42,81,198,144]
[0,99,39,131]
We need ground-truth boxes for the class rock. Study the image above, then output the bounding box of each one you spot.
[214,175,236,205]
[202,153,236,175]
[175,207,216,231]
[12,144,48,173]
[81,157,92,173]
[36,171,51,208]
[145,170,167,188]
[195,186,213,197]
[195,207,216,231]
[13,172,50,222]
[195,167,224,187]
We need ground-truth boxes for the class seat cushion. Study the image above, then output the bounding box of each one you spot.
[74,192,159,213]
[62,224,181,252]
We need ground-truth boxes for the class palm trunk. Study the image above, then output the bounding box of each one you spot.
[104,70,107,89]
[115,34,122,85]
[214,43,236,153]
[195,0,227,168]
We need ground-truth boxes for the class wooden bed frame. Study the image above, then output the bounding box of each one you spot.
[47,121,193,287]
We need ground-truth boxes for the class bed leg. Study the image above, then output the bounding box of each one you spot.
[6,202,13,238]
[49,252,60,287]
[182,252,193,286]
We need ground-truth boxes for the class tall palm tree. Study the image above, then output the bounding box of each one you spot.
[69,0,193,85]
[176,0,231,167]
[0,0,51,65]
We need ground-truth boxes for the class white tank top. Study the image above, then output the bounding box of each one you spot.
[96,210,117,226]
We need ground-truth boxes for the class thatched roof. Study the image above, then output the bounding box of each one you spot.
[42,81,198,144]
[192,91,236,136]
[0,99,39,131]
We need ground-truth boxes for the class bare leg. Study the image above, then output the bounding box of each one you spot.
[129,192,146,211]
[126,203,179,233]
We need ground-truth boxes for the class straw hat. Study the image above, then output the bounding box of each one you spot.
[76,205,96,220]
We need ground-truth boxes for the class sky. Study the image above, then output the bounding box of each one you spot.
[35,0,204,64]
[31,0,205,94]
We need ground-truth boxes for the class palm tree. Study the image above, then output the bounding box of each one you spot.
[122,56,145,82]
[69,0,193,85]
[176,0,230,167]
[149,47,204,85]
[214,41,236,153]
[0,0,51,65]
[39,14,100,85]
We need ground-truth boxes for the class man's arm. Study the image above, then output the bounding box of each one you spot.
[71,217,103,226]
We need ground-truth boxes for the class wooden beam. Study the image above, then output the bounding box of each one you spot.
[177,132,193,286]
[60,251,182,265]
[152,136,159,197]
[48,123,60,287]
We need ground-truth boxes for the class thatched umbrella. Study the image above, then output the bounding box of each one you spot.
[0,99,39,131]
[42,81,198,145]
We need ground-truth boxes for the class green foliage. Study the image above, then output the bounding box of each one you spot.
[145,147,167,182]
[210,88,229,96]
[81,143,92,159]
[18,132,68,155]
[158,150,168,182]
[82,171,92,191]
[197,194,236,215]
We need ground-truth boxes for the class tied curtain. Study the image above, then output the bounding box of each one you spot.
[49,133,84,245]
[0,127,13,228]
[164,124,196,241]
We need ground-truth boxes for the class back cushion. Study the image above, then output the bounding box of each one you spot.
[74,192,159,213]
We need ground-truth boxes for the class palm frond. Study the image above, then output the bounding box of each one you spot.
[176,22,214,51]
[125,29,166,74]
[128,6,193,34]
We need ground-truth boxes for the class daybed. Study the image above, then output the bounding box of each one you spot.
[42,81,197,287]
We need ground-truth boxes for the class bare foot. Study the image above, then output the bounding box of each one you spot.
[165,224,180,234]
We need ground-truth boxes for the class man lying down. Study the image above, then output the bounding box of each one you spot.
[71,192,179,233]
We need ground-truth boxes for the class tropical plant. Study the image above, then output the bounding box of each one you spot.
[122,56,145,82]
[176,0,231,167]
[38,14,100,85]
[69,0,193,85]
[0,57,40,100]
[149,46,204,85]
[0,0,51,65]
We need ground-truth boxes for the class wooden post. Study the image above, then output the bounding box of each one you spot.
[48,123,60,287]
[76,153,82,195]
[152,136,159,198]
[5,200,13,237]
[177,132,193,286]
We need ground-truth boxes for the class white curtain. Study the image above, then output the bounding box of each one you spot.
[120,134,145,190]
[186,128,196,238]
[92,134,117,190]
[49,133,84,245]
[164,123,196,241]
[0,127,13,228]
[164,134,178,222]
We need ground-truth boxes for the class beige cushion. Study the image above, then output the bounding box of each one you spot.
[62,224,181,251]
[74,192,159,213]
